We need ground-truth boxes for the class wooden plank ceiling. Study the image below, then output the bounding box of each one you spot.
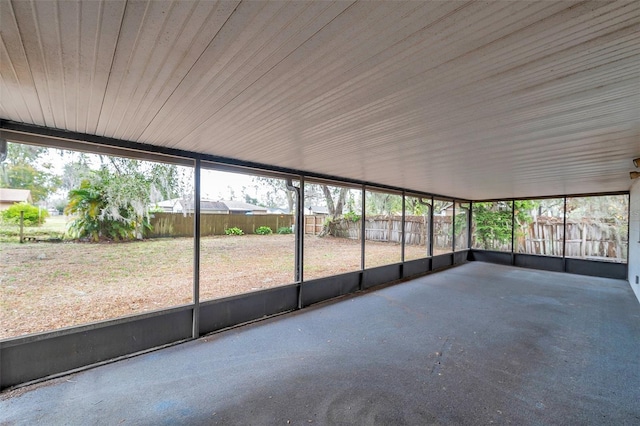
[1,0,639,199]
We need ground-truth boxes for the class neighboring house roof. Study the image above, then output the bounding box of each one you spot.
[156,199,267,213]
[180,200,228,213]
[267,207,289,214]
[307,205,329,215]
[0,188,32,204]
[223,200,267,213]
[203,201,229,212]
[155,198,182,209]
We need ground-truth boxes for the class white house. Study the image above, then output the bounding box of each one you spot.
[0,188,33,210]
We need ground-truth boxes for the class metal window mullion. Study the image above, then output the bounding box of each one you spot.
[511,200,515,265]
[452,201,456,252]
[562,196,567,271]
[468,202,473,250]
[297,176,304,284]
[192,158,201,339]
[627,193,632,267]
[297,177,304,309]
[429,196,434,257]
[361,185,366,273]
[401,192,406,263]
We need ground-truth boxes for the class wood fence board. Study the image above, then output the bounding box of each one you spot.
[149,213,293,237]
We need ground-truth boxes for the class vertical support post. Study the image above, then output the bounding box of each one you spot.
[511,200,516,265]
[361,185,366,270]
[562,196,567,272]
[298,177,304,287]
[19,210,24,243]
[467,202,473,251]
[627,193,632,279]
[452,201,456,253]
[297,176,304,286]
[192,158,201,339]
[286,177,304,308]
[417,197,431,259]
[401,191,406,264]
[429,196,434,257]
[360,185,366,290]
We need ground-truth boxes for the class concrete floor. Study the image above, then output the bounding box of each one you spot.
[2,262,639,425]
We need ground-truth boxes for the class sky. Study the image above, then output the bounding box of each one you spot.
[41,147,261,202]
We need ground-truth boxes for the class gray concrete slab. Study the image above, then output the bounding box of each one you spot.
[2,262,639,425]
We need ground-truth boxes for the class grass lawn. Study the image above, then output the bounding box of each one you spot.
[1,234,432,339]
[0,215,68,242]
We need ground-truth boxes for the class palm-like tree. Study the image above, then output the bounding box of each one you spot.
[65,179,106,242]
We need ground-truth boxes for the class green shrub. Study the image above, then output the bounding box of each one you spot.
[255,226,272,235]
[224,227,244,236]
[277,226,293,234]
[1,203,48,226]
[343,210,361,222]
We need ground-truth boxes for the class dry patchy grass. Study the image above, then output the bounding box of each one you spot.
[1,235,431,339]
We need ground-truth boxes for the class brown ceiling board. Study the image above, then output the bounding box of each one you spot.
[0,63,30,123]
[122,0,241,141]
[0,2,41,124]
[56,0,81,131]
[184,2,489,148]
[139,1,349,146]
[95,0,171,137]
[137,0,280,144]
[153,1,355,148]
[180,2,425,145]
[2,0,54,126]
[82,0,128,135]
[99,0,207,138]
[324,57,640,154]
[204,18,636,163]
[290,2,620,120]
[171,0,426,150]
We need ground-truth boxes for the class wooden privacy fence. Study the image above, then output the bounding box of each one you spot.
[148,213,294,237]
[516,216,563,256]
[311,215,452,247]
[309,214,627,261]
[479,216,628,261]
[304,215,325,235]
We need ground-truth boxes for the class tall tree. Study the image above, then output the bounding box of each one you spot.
[366,191,402,215]
[60,153,92,192]
[0,142,60,202]
[250,176,295,212]
[65,158,188,241]
[321,185,348,217]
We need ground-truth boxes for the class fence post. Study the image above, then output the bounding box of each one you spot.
[19,211,24,243]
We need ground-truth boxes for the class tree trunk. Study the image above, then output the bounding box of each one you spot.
[334,188,348,216]
[319,185,348,237]
[321,185,336,217]
[286,191,294,214]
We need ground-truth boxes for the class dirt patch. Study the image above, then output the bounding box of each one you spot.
[1,235,431,339]
[0,375,71,400]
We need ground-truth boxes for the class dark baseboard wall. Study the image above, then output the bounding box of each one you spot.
[469,250,628,280]
[0,252,466,390]
[2,249,627,390]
